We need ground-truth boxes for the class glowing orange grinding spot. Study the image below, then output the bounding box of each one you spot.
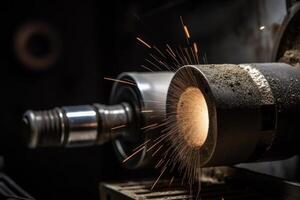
[177,87,209,148]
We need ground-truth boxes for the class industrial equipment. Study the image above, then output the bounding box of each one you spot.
[4,0,300,199]
[23,62,300,166]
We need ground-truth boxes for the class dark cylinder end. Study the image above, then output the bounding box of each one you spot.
[167,63,300,168]
[22,109,64,148]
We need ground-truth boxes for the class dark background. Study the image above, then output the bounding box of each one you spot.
[1,0,299,199]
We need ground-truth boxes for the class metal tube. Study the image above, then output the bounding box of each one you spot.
[23,103,132,148]
[166,63,300,167]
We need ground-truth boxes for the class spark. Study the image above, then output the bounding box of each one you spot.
[152,144,164,157]
[153,132,169,143]
[164,75,207,195]
[104,77,136,86]
[149,53,174,71]
[149,122,167,130]
[137,37,151,48]
[131,15,207,198]
[122,146,145,163]
[183,26,191,39]
[111,124,126,130]
[155,159,164,169]
[180,16,191,39]
[153,46,167,59]
[141,109,154,113]
[179,46,189,64]
[190,46,198,64]
[141,123,158,130]
[165,45,182,67]
[141,65,153,72]
[132,139,151,152]
[193,43,200,64]
[175,48,186,65]
[166,48,180,65]
[145,59,162,70]
[193,42,198,54]
[260,26,265,30]
[169,176,174,186]
[151,166,167,190]
[147,133,169,152]
[166,44,176,57]
[184,48,193,64]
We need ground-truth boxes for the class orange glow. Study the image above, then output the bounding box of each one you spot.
[183,26,191,39]
[176,87,209,147]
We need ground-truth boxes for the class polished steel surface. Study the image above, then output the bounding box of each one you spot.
[23,103,133,148]
[63,105,98,147]
[22,72,173,169]
[110,72,174,168]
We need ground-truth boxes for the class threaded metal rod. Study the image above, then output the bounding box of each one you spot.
[22,103,133,148]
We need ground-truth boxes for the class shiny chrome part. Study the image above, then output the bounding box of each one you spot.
[23,103,133,148]
[95,103,133,145]
[110,72,174,168]
[63,105,98,147]
[22,72,174,168]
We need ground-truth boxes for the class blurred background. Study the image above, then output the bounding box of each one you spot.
[1,0,300,199]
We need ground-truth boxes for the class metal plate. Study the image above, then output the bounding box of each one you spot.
[100,167,300,200]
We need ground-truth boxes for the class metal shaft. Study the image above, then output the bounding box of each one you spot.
[22,72,174,169]
[23,103,133,148]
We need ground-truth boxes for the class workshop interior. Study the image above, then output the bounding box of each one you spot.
[2,0,300,199]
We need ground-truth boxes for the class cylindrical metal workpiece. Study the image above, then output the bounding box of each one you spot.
[62,105,98,146]
[167,63,300,168]
[22,72,174,168]
[94,103,133,145]
[23,103,132,148]
[110,72,174,168]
